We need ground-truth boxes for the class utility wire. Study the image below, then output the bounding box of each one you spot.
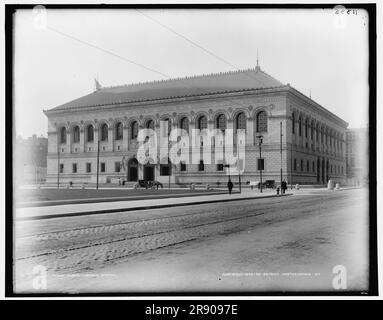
[48,26,171,79]
[136,9,239,71]
[135,9,269,87]
[47,26,256,111]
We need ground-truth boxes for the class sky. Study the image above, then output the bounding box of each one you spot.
[13,7,369,138]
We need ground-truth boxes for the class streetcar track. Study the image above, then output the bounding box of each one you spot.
[16,211,266,261]
[17,195,323,239]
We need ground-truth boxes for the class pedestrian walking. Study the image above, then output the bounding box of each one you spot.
[282,179,287,194]
[227,179,233,195]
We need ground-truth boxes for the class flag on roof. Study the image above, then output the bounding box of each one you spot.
[94,78,102,91]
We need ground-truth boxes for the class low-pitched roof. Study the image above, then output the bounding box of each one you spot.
[47,67,285,112]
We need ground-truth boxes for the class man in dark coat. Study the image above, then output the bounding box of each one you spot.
[282,179,287,194]
[227,179,233,195]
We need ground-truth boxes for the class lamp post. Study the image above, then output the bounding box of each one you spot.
[96,139,100,190]
[57,142,60,189]
[290,141,293,190]
[280,121,283,190]
[168,132,171,190]
[237,153,241,193]
[257,135,263,193]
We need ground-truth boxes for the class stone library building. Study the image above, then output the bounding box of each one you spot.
[44,65,348,187]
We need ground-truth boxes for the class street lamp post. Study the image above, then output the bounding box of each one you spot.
[237,153,241,193]
[168,132,170,190]
[257,135,263,193]
[290,141,293,190]
[57,143,60,189]
[280,121,283,190]
[96,139,100,190]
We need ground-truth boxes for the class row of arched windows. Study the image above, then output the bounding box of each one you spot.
[59,122,125,144]
[58,111,269,144]
[291,113,343,150]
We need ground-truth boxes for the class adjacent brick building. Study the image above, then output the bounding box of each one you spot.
[44,65,348,186]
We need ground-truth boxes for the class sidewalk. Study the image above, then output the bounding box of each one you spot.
[15,189,292,221]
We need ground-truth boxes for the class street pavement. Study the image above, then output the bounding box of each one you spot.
[13,187,369,293]
[15,188,289,220]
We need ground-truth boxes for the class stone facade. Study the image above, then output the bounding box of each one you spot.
[44,68,348,186]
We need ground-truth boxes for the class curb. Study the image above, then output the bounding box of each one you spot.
[16,193,293,221]
[16,191,231,208]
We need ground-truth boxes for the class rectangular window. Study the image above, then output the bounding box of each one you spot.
[257,158,264,171]
[115,162,121,173]
[307,160,310,172]
[86,163,91,173]
[301,160,303,172]
[198,160,204,171]
[217,163,223,171]
[101,162,106,173]
[294,159,297,171]
[180,162,186,172]
[72,163,77,173]
[160,164,170,176]
[59,164,64,173]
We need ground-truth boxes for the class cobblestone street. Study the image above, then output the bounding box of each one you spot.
[14,188,369,293]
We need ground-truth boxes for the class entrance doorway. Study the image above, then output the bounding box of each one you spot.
[128,158,138,181]
[143,163,155,181]
[321,160,325,184]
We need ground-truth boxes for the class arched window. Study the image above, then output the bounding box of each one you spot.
[321,127,324,144]
[256,111,267,133]
[305,119,309,138]
[292,113,295,134]
[298,116,302,136]
[100,123,108,141]
[146,119,155,130]
[131,121,138,140]
[86,125,94,142]
[216,114,226,132]
[115,122,123,140]
[197,115,207,130]
[73,126,80,143]
[60,127,67,143]
[236,112,247,131]
[316,124,320,142]
[180,117,189,133]
[311,121,315,140]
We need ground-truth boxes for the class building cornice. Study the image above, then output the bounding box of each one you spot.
[43,85,289,117]
[286,87,348,128]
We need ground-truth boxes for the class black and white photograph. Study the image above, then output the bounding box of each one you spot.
[4,3,379,299]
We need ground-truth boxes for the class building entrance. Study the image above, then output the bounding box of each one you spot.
[143,163,155,181]
[128,158,138,181]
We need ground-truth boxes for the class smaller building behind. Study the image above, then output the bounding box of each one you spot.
[345,128,368,185]
[14,134,48,185]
